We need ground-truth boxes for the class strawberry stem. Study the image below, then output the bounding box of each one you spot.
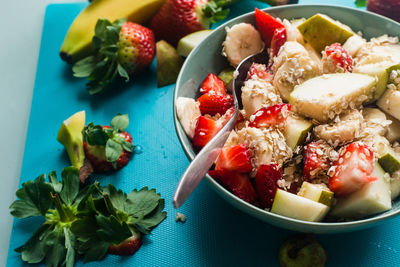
[51,193,68,222]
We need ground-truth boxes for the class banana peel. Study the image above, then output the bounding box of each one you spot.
[60,0,165,64]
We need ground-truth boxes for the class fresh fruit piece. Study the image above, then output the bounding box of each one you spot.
[329,142,376,196]
[391,171,400,200]
[303,142,330,180]
[176,97,201,139]
[298,182,334,206]
[177,30,213,57]
[377,88,400,121]
[254,8,285,47]
[199,73,226,95]
[108,231,142,255]
[283,114,312,150]
[72,19,156,94]
[197,92,233,116]
[322,43,353,73]
[156,40,184,87]
[57,111,86,170]
[248,104,291,128]
[289,73,376,122]
[376,142,400,173]
[385,113,400,142]
[209,170,258,204]
[367,0,400,23]
[215,144,253,173]
[297,13,354,52]
[82,114,134,172]
[150,0,232,45]
[270,27,287,56]
[255,164,283,209]
[271,189,329,222]
[279,235,327,267]
[192,116,222,148]
[330,163,392,218]
[247,63,272,81]
[343,34,366,57]
[59,0,164,63]
[218,67,235,91]
[223,23,265,67]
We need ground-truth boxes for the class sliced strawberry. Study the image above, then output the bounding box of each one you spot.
[84,126,133,173]
[247,63,273,81]
[199,73,226,95]
[248,104,291,128]
[254,8,285,47]
[209,170,258,205]
[108,233,142,256]
[192,116,222,148]
[271,27,287,56]
[215,144,253,173]
[197,92,233,116]
[303,142,330,180]
[329,142,376,196]
[255,164,283,209]
[322,43,353,73]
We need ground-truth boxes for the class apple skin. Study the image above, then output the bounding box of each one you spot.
[367,0,400,23]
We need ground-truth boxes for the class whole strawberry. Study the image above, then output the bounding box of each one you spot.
[73,19,155,94]
[82,114,134,172]
[150,0,234,45]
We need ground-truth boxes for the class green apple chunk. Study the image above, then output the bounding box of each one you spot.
[177,30,213,57]
[156,40,184,87]
[57,111,86,169]
[298,182,334,207]
[283,114,313,150]
[391,171,400,200]
[377,88,400,121]
[297,13,353,52]
[271,189,329,222]
[330,163,391,219]
[218,67,235,91]
[377,146,400,173]
[290,73,376,122]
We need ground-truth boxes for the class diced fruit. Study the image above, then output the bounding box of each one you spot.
[192,116,222,148]
[197,92,233,116]
[156,40,184,87]
[391,171,400,200]
[223,23,264,67]
[218,67,235,90]
[254,8,285,47]
[176,97,201,139]
[289,73,376,122]
[199,73,226,95]
[271,189,329,222]
[385,113,400,142]
[209,170,258,205]
[343,34,366,57]
[330,163,392,219]
[376,144,400,173]
[297,13,354,52]
[283,114,313,150]
[248,104,291,128]
[108,231,142,256]
[247,63,272,81]
[177,30,213,57]
[255,164,283,209]
[215,144,253,173]
[298,182,334,206]
[57,111,86,170]
[377,88,400,121]
[353,62,392,101]
[270,27,287,56]
[303,142,330,180]
[279,235,327,267]
[322,43,353,73]
[329,142,376,196]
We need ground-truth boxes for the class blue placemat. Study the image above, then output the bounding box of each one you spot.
[7,1,400,266]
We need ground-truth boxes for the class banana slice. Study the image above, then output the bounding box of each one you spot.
[223,23,264,67]
[176,97,201,139]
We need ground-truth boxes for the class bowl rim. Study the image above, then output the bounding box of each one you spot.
[173,3,400,231]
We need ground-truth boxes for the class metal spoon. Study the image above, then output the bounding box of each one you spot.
[173,51,270,209]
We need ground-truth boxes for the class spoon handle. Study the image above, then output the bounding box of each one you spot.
[172,110,238,208]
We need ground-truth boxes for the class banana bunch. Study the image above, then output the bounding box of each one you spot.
[60,0,165,63]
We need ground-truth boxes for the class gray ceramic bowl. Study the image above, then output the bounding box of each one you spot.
[173,4,400,234]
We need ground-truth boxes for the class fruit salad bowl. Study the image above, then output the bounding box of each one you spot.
[173,4,400,234]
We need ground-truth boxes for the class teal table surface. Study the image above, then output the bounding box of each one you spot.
[7,1,400,266]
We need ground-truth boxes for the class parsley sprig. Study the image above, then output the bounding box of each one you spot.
[10,167,166,266]
[82,114,134,167]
